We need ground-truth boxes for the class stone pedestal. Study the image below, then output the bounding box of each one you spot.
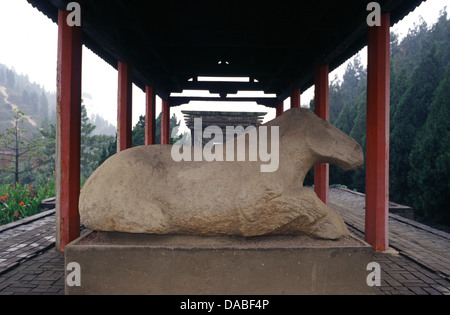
[65,231,374,295]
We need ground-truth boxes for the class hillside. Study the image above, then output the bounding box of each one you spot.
[0,63,56,135]
[0,63,115,136]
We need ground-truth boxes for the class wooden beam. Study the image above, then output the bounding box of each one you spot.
[145,85,156,145]
[365,12,390,252]
[168,96,279,108]
[314,62,330,205]
[179,81,276,94]
[55,9,82,251]
[117,61,133,152]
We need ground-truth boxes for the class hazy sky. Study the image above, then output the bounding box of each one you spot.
[0,0,448,130]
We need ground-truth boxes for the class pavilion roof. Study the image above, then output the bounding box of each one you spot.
[27,0,424,103]
[182,110,267,130]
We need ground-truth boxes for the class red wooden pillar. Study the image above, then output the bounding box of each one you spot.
[55,9,82,251]
[145,86,156,145]
[161,99,170,144]
[117,61,133,152]
[365,13,390,251]
[314,63,330,204]
[276,101,284,117]
[290,87,301,108]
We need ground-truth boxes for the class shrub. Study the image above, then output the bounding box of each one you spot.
[0,180,55,226]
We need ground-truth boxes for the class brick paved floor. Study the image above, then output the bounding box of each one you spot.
[0,249,64,295]
[0,210,56,275]
[329,188,450,295]
[0,188,449,295]
[345,224,450,295]
[0,209,84,295]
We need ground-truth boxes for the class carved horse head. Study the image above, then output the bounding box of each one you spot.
[265,108,364,177]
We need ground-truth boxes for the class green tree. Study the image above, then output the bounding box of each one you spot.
[332,55,366,135]
[80,104,114,179]
[99,113,184,165]
[327,55,367,191]
[408,66,450,225]
[131,115,146,147]
[98,134,117,167]
[35,119,56,183]
[132,113,183,147]
[39,91,49,119]
[390,44,444,204]
[0,109,48,185]
[81,104,96,178]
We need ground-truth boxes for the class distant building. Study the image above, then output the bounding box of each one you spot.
[182,111,267,146]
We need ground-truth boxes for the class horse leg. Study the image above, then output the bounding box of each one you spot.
[269,187,349,239]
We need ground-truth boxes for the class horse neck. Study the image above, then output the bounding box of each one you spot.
[277,141,315,187]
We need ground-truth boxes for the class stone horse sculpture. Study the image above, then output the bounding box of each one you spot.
[79,108,364,239]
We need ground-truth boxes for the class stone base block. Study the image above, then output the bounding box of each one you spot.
[65,231,374,295]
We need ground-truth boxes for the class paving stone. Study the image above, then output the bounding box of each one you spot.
[423,287,443,295]
[409,287,429,295]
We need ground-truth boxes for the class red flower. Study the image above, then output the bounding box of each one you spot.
[0,196,6,200]
[20,202,25,206]
[13,214,18,218]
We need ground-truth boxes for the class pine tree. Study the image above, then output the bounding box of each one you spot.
[35,119,56,183]
[39,92,49,119]
[132,113,182,147]
[80,103,115,179]
[99,113,184,166]
[0,109,47,184]
[328,54,367,190]
[131,115,146,147]
[408,66,450,225]
[390,44,444,204]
